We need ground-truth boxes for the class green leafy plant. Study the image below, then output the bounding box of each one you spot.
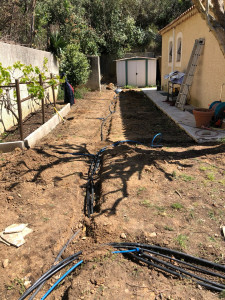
[140,199,152,208]
[171,202,183,210]
[0,59,62,100]
[207,173,215,181]
[189,209,195,219]
[175,234,188,249]
[209,236,216,242]
[219,290,225,298]
[7,278,26,295]
[164,226,174,231]
[123,85,137,89]
[74,87,90,99]
[208,210,216,220]
[48,31,67,58]
[137,186,146,195]
[172,171,177,179]
[180,174,194,182]
[60,44,90,86]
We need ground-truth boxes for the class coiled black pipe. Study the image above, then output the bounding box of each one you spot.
[110,242,225,271]
[141,252,225,290]
[142,248,225,280]
[19,251,82,300]
[19,230,81,300]
[56,138,162,217]
[110,243,225,293]
[28,230,81,300]
[84,140,148,216]
[130,253,225,293]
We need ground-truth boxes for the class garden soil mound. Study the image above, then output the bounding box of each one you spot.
[0,89,224,300]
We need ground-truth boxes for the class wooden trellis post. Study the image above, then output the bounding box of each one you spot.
[39,74,45,124]
[50,73,56,107]
[15,79,24,140]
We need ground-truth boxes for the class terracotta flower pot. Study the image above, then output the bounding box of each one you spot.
[193,108,214,128]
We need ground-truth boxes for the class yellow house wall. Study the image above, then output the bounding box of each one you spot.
[161,12,225,108]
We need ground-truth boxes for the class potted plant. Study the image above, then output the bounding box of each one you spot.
[193,108,214,128]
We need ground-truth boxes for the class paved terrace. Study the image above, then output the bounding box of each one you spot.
[142,89,225,143]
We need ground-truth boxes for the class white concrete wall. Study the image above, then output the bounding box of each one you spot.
[0,42,59,135]
[86,56,101,91]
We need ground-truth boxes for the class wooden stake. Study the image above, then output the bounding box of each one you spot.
[39,74,45,124]
[15,79,24,140]
[50,73,56,107]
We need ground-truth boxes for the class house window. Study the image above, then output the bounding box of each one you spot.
[169,41,173,63]
[176,37,182,62]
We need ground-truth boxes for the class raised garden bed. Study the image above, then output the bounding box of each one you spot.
[0,102,70,152]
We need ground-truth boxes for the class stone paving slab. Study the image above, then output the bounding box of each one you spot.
[143,89,225,143]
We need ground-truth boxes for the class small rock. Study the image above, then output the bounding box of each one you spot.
[78,223,83,228]
[18,193,22,198]
[81,237,86,240]
[96,278,105,285]
[149,292,156,300]
[14,148,22,153]
[90,290,95,294]
[120,233,126,239]
[221,226,225,237]
[24,280,31,288]
[214,234,218,237]
[149,232,157,237]
[198,284,203,290]
[106,83,115,90]
[7,196,14,202]
[3,259,9,268]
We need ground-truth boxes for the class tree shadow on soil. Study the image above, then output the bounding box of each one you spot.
[92,90,225,216]
[94,137,225,217]
[6,143,93,190]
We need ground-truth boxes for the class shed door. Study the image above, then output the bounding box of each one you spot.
[128,60,146,87]
[116,61,126,86]
[148,60,156,86]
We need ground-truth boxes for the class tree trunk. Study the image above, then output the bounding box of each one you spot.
[30,0,37,47]
[192,0,225,57]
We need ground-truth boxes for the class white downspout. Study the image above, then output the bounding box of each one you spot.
[172,27,175,72]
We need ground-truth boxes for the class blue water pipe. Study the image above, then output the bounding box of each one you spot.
[40,260,83,300]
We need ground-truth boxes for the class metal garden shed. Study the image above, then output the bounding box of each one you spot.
[116,57,157,87]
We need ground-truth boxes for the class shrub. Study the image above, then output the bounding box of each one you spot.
[60,44,90,86]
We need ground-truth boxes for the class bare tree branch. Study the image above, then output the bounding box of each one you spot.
[192,0,225,57]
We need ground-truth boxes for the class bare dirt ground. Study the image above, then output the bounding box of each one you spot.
[0,88,225,300]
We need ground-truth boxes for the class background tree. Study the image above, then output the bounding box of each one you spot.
[60,44,90,86]
[0,0,192,57]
